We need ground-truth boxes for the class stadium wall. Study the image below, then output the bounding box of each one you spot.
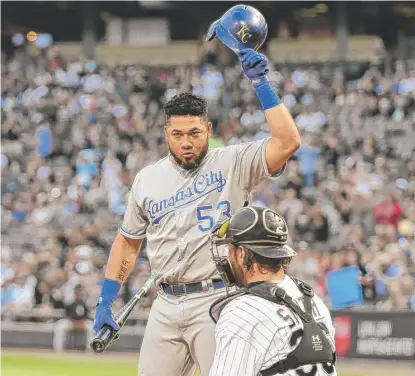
[53,35,382,66]
[2,310,414,361]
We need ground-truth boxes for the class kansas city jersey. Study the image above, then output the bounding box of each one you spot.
[209,276,337,376]
[120,138,285,285]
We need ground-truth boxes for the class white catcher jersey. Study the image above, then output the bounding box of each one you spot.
[209,276,337,376]
[120,138,285,285]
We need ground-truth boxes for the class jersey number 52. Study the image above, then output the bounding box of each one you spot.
[197,201,231,232]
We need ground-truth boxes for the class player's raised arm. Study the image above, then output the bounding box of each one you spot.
[239,49,300,174]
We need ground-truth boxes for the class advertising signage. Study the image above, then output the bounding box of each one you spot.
[332,310,415,361]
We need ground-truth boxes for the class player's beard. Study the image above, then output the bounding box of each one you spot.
[169,142,209,170]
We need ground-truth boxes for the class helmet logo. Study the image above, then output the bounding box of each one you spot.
[236,24,252,43]
[264,210,288,238]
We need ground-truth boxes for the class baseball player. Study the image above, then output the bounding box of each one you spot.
[208,206,337,376]
[93,5,300,376]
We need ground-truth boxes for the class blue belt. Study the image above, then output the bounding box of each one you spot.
[161,279,225,297]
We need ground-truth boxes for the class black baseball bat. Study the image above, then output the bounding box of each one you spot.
[90,273,156,353]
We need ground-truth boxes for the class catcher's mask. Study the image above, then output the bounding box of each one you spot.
[210,206,297,289]
[206,4,268,53]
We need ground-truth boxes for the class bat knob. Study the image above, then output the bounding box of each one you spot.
[90,338,106,353]
[90,325,115,353]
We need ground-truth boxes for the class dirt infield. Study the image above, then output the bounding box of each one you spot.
[2,348,415,376]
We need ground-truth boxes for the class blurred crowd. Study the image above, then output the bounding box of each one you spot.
[1,42,415,326]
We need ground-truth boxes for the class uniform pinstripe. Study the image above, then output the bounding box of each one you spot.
[209,276,337,376]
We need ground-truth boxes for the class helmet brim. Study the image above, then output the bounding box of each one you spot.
[206,20,218,42]
[213,236,297,259]
[206,20,244,53]
[215,23,243,52]
[244,244,297,259]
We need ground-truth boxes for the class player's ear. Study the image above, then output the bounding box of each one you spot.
[206,121,213,138]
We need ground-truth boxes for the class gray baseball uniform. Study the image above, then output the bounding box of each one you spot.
[120,137,285,376]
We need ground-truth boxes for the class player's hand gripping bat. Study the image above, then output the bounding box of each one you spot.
[90,273,156,353]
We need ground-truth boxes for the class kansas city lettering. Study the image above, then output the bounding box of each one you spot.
[146,170,226,222]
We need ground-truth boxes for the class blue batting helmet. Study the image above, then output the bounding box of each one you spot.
[206,4,268,53]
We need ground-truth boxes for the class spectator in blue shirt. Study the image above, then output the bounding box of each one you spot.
[36,124,52,158]
[295,140,320,187]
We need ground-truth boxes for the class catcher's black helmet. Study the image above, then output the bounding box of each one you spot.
[212,206,296,259]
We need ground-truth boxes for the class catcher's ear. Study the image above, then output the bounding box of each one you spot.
[234,245,245,262]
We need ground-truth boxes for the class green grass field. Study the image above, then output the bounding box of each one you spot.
[0,352,408,376]
[2,353,135,376]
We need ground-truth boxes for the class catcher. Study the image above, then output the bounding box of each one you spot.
[208,206,337,376]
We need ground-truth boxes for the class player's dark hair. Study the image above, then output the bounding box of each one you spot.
[243,248,292,273]
[164,92,208,123]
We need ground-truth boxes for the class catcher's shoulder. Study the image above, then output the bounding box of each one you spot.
[223,293,268,311]
[216,294,278,339]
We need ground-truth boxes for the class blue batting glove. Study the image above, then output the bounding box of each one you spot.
[93,297,120,333]
[238,49,269,81]
[93,278,122,333]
